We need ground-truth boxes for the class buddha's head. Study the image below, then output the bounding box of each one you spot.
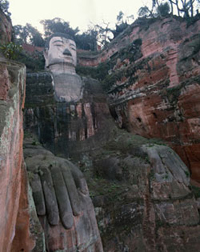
[44,33,77,74]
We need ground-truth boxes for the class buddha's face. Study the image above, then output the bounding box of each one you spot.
[44,36,77,69]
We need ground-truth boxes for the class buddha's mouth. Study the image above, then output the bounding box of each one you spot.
[48,61,75,68]
[63,55,72,60]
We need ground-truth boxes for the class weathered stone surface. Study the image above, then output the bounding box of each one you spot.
[24,139,103,252]
[85,16,200,182]
[87,133,200,252]
[0,59,36,251]
[11,162,45,252]
[0,9,12,49]
[53,73,83,102]
[24,74,113,159]
[0,10,42,251]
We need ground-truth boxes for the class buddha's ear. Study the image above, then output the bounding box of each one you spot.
[43,49,49,67]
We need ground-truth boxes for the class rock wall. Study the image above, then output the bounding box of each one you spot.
[0,10,43,252]
[0,59,34,251]
[78,16,200,182]
[89,133,200,252]
[0,9,12,47]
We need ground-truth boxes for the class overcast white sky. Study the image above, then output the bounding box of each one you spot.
[9,0,151,33]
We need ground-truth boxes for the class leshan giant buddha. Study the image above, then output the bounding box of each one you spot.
[44,33,83,102]
[24,32,200,252]
[24,33,104,252]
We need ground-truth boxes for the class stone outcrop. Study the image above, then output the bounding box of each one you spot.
[0,10,44,252]
[0,58,35,251]
[88,132,200,251]
[78,16,200,182]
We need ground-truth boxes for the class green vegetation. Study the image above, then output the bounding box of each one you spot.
[0,0,10,16]
[78,39,144,92]
[138,0,198,19]
[191,185,200,198]
[14,23,45,47]
[184,170,190,177]
[0,42,22,59]
[77,61,112,81]
[89,178,122,198]
[17,50,45,72]
[164,85,182,105]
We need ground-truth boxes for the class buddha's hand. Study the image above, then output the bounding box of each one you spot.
[24,144,88,229]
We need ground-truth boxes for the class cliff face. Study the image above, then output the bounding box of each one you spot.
[2,11,200,251]
[0,10,12,46]
[78,16,200,182]
[0,59,34,251]
[0,10,43,252]
[89,133,200,252]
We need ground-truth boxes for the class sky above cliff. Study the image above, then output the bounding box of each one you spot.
[9,0,151,33]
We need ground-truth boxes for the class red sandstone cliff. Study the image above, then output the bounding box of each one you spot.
[78,16,200,182]
[0,10,42,252]
[0,59,35,251]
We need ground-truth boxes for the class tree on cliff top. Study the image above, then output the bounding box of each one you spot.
[40,18,98,51]
[14,23,45,47]
[0,0,10,16]
[168,0,196,17]
[138,0,198,18]
[40,18,79,41]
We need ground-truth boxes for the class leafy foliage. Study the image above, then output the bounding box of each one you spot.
[157,2,170,16]
[138,6,154,18]
[112,22,129,38]
[13,24,45,46]
[17,50,45,72]
[75,30,98,51]
[0,0,10,16]
[40,18,98,51]
[138,0,198,18]
[0,42,22,59]
[40,17,79,41]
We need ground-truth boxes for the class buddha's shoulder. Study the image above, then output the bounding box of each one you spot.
[82,76,104,95]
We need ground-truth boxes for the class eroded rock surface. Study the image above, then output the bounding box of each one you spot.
[0,59,36,252]
[0,9,12,48]
[24,139,103,252]
[106,17,200,182]
[88,133,200,252]
[24,74,113,159]
[78,16,200,182]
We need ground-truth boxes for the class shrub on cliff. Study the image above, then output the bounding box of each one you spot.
[0,0,10,17]
[16,49,45,72]
[0,42,22,59]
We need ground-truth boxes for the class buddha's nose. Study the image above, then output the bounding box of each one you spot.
[63,48,72,56]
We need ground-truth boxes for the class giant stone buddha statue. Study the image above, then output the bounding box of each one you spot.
[43,33,83,102]
[24,33,104,252]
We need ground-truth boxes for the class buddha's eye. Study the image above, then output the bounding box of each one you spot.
[55,43,63,47]
[53,40,64,47]
[69,43,76,51]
